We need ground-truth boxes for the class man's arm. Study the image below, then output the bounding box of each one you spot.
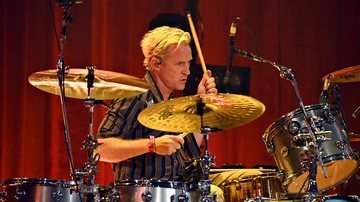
[95,135,185,163]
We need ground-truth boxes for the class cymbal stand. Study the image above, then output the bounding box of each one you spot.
[196,99,217,202]
[73,66,101,201]
[232,48,327,200]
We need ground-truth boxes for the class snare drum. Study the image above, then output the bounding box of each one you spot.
[221,173,284,201]
[114,179,199,202]
[263,104,359,193]
[1,178,80,201]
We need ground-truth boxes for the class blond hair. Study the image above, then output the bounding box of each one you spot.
[140,26,191,71]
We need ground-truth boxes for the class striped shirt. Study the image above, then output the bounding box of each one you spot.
[97,71,201,181]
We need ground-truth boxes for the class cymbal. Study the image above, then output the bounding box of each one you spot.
[138,93,265,133]
[322,65,360,83]
[29,68,150,100]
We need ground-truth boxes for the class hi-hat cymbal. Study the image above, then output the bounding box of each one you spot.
[138,93,265,133]
[29,68,150,100]
[322,65,360,83]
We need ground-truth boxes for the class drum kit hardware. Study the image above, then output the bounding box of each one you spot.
[138,95,265,201]
[3,50,359,202]
[233,48,327,200]
[1,2,359,200]
[233,45,360,201]
[2,67,360,201]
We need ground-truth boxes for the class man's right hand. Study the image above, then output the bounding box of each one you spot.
[154,135,185,155]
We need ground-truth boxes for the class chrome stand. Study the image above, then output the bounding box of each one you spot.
[196,99,217,202]
[73,66,101,201]
[232,48,328,200]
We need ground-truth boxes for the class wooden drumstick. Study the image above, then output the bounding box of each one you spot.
[179,132,189,138]
[187,13,208,76]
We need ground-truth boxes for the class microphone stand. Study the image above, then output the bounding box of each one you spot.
[56,1,76,182]
[233,48,328,200]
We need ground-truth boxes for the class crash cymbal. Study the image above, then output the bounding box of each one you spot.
[138,93,265,133]
[322,65,360,83]
[29,68,150,100]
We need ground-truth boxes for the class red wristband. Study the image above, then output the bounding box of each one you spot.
[148,135,155,153]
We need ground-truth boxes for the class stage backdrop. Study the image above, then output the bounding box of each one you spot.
[1,0,360,193]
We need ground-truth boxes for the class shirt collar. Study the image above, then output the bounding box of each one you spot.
[144,71,174,103]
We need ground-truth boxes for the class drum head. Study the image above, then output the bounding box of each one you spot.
[288,159,359,193]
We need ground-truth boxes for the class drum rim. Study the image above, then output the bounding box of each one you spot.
[114,179,184,188]
[2,178,75,187]
[240,172,280,181]
[322,194,360,202]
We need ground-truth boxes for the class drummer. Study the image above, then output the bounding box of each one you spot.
[95,26,223,200]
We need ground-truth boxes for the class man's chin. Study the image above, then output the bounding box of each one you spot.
[176,86,186,91]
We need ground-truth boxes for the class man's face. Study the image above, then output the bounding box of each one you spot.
[157,44,192,91]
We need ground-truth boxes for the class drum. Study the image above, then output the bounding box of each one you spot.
[322,195,360,202]
[221,173,284,201]
[113,179,200,202]
[263,104,359,193]
[1,178,80,201]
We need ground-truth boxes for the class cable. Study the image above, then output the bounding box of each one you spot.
[48,0,61,52]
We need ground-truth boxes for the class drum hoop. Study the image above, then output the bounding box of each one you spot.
[3,178,75,187]
[114,179,184,188]
[322,195,360,202]
[240,173,281,182]
[323,153,359,163]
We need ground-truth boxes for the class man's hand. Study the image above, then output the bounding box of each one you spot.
[154,135,185,155]
[197,70,218,94]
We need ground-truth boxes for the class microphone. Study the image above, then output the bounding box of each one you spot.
[319,77,331,103]
[224,17,239,90]
[229,18,238,47]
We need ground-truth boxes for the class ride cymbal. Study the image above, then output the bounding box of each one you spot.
[322,65,360,83]
[29,68,150,100]
[138,93,265,133]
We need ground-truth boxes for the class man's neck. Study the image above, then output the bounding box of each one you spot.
[150,73,173,101]
[158,85,173,101]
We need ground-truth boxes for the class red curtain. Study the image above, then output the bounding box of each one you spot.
[1,0,360,193]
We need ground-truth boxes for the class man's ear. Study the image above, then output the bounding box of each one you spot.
[150,56,162,71]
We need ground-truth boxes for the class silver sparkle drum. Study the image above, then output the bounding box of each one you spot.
[113,180,199,202]
[221,172,284,201]
[322,195,360,202]
[263,104,359,193]
[0,178,80,201]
